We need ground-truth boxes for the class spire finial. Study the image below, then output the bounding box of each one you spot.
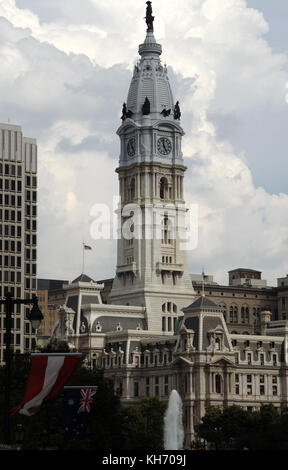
[201,268,205,297]
[145,1,154,32]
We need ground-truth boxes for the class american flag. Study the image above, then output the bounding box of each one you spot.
[78,388,97,414]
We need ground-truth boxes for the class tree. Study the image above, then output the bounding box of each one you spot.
[0,354,123,450]
[0,353,167,450]
[120,397,167,451]
[198,404,288,450]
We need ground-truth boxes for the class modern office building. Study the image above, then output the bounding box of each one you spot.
[0,123,37,364]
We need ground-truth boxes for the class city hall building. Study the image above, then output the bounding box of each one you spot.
[52,4,288,447]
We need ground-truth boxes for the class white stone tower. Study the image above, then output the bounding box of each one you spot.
[110,3,195,332]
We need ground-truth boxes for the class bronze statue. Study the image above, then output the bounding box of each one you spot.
[142,97,150,115]
[121,103,127,121]
[121,102,133,121]
[161,108,171,117]
[174,101,181,120]
[145,1,154,32]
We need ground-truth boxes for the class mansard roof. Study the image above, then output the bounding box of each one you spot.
[72,273,95,283]
[184,295,222,311]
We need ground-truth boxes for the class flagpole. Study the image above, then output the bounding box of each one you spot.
[82,243,85,274]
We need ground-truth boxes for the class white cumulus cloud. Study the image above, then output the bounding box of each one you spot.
[0,0,287,286]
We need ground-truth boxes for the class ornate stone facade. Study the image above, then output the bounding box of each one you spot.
[51,5,288,448]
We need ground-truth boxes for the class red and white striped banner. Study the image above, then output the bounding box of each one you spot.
[12,353,81,416]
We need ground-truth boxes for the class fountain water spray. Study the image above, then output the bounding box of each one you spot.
[164,389,184,450]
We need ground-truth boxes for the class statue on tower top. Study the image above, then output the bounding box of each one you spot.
[145,1,154,32]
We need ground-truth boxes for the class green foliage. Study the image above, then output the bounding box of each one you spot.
[198,404,288,450]
[0,354,166,450]
[120,397,167,451]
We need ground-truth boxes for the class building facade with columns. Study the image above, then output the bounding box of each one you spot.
[52,4,288,447]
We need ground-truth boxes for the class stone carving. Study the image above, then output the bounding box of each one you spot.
[161,108,171,117]
[95,321,102,332]
[121,102,133,121]
[145,1,154,32]
[58,305,75,337]
[174,101,181,120]
[80,321,86,333]
[142,97,150,115]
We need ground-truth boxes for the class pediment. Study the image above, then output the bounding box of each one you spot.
[172,355,193,366]
[210,355,235,366]
[153,120,184,134]
[117,120,139,135]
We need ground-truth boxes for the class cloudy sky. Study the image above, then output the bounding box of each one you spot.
[0,0,287,286]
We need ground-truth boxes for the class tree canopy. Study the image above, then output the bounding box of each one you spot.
[198,404,288,450]
[0,353,166,450]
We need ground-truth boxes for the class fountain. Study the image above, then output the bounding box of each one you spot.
[164,389,184,450]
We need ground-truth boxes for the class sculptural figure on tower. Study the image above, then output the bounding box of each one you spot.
[142,97,151,115]
[145,1,154,32]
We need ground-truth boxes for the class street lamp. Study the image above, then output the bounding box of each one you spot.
[14,423,25,450]
[1,292,43,446]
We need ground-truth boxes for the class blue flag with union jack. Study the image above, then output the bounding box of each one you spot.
[63,386,98,438]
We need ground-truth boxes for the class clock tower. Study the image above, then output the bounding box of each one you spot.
[110,3,195,332]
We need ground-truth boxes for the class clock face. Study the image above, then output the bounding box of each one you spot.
[157,137,172,156]
[127,138,136,157]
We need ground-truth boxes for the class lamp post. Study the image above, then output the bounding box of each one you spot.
[1,292,43,446]
[14,423,25,450]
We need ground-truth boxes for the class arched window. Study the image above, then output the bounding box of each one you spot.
[252,307,261,324]
[160,177,168,200]
[230,305,238,323]
[241,305,249,324]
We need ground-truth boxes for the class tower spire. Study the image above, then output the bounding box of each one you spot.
[145,1,154,32]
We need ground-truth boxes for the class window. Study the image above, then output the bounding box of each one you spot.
[159,177,168,200]
[164,376,169,396]
[161,216,173,245]
[134,382,139,397]
[230,305,238,323]
[241,306,249,324]
[235,374,240,394]
[215,374,222,394]
[247,375,252,395]
[272,376,278,396]
[129,178,135,200]
[260,376,265,395]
